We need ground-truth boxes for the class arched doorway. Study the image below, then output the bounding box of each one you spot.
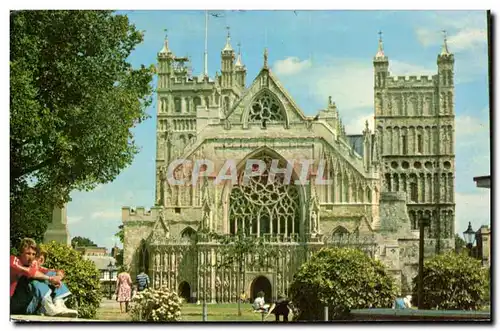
[251,276,272,303]
[138,239,149,274]
[178,281,191,302]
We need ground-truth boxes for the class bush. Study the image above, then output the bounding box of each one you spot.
[289,247,397,321]
[129,286,182,321]
[40,242,102,318]
[411,251,488,310]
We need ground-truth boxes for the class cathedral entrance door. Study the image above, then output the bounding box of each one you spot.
[178,281,191,302]
[250,275,272,303]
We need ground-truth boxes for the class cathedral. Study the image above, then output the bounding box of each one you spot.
[121,30,456,303]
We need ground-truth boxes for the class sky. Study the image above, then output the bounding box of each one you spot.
[65,10,491,250]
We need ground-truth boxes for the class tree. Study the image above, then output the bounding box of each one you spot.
[71,236,97,248]
[289,247,397,321]
[207,229,272,316]
[454,233,466,253]
[40,241,102,318]
[10,10,154,250]
[115,224,124,244]
[411,251,488,310]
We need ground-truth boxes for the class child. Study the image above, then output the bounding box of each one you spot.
[33,247,64,286]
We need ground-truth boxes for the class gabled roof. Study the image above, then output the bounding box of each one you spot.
[224,68,308,122]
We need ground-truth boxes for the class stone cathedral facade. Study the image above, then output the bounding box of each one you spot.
[122,32,455,303]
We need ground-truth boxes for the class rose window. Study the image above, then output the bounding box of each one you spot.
[249,92,285,126]
[228,155,300,237]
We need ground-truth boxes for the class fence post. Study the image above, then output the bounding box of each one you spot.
[202,301,208,321]
[324,306,329,321]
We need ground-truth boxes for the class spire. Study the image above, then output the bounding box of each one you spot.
[159,29,171,55]
[440,30,450,56]
[222,26,233,52]
[263,48,269,68]
[203,10,208,77]
[235,42,243,67]
[375,30,385,59]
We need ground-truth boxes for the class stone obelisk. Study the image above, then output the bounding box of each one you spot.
[43,203,71,246]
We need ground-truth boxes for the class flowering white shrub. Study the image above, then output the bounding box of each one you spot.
[129,286,182,321]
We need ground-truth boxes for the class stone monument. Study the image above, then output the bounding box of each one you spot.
[43,203,71,246]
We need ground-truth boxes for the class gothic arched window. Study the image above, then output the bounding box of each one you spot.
[228,154,300,237]
[249,92,285,127]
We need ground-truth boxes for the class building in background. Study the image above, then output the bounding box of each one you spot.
[122,29,456,302]
[78,245,118,296]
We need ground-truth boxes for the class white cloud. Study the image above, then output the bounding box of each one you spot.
[344,113,375,135]
[91,210,122,220]
[67,216,83,224]
[388,60,435,77]
[273,57,312,76]
[455,114,489,138]
[447,28,487,52]
[455,191,490,235]
[273,56,436,114]
[413,12,487,54]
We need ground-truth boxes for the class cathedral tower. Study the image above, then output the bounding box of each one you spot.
[374,32,455,252]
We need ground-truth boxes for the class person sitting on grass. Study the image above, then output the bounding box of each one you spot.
[266,293,292,322]
[252,291,270,312]
[10,238,78,317]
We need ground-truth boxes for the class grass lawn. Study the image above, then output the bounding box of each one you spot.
[95,302,277,322]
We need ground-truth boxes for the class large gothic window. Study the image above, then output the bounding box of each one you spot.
[249,92,285,126]
[228,155,300,237]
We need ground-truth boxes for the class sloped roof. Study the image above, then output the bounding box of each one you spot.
[84,255,117,271]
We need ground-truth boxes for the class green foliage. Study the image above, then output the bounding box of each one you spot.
[71,236,97,248]
[10,186,52,251]
[129,286,182,321]
[411,251,489,310]
[454,234,466,253]
[115,224,124,244]
[289,247,397,321]
[40,241,102,319]
[115,248,124,267]
[10,10,154,248]
[207,229,272,269]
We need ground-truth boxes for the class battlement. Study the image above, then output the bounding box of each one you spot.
[122,206,160,222]
[166,76,216,90]
[386,75,436,87]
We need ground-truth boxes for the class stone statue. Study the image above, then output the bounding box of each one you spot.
[310,210,318,234]
[155,275,160,288]
[202,209,210,229]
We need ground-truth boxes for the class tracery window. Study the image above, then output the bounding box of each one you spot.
[228,155,300,237]
[249,92,285,126]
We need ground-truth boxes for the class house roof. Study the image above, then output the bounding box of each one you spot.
[84,255,117,271]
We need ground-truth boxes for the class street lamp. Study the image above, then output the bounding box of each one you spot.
[418,213,431,310]
[107,261,114,300]
[463,222,476,256]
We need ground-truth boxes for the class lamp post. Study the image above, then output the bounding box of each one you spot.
[463,222,475,257]
[418,213,431,310]
[107,262,114,300]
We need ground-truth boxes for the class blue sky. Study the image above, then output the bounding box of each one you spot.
[66,10,490,249]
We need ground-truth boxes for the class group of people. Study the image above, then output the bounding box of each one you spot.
[114,267,150,313]
[10,238,78,317]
